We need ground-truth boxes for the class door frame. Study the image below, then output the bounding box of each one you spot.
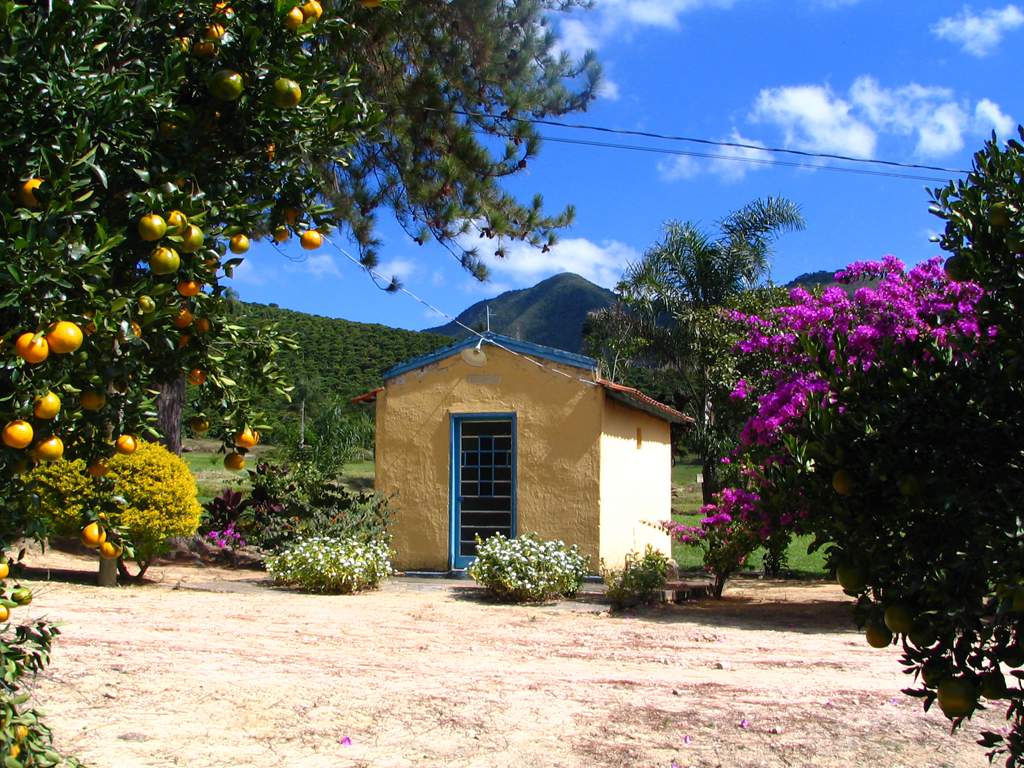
[449,412,517,570]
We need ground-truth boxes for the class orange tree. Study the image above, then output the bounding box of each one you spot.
[703,130,1024,766]
[1,0,599,761]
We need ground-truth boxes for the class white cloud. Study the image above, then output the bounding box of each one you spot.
[303,252,341,278]
[975,98,1016,135]
[751,85,877,158]
[555,18,600,58]
[752,76,1014,158]
[377,258,416,280]
[932,4,1024,56]
[461,233,639,289]
[658,131,770,183]
[596,77,621,101]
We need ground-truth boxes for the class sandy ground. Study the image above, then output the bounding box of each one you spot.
[12,550,1002,768]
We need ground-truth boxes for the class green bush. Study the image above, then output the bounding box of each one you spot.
[29,441,202,574]
[602,547,670,609]
[237,461,391,552]
[468,533,587,603]
[266,536,391,594]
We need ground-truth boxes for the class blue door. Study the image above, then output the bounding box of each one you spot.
[450,414,516,569]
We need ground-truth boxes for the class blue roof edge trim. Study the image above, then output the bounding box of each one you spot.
[384,333,598,380]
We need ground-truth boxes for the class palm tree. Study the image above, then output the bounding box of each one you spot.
[587,197,804,504]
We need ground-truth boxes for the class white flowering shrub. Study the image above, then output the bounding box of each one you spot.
[266,536,392,594]
[468,533,588,602]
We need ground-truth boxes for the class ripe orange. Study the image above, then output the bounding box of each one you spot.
[81,521,106,548]
[187,368,207,386]
[12,725,27,742]
[17,178,43,208]
[213,2,235,15]
[271,77,302,108]
[80,390,106,411]
[166,210,187,229]
[865,622,893,648]
[0,605,8,622]
[209,69,244,101]
[0,562,9,580]
[192,40,217,58]
[34,435,64,462]
[87,460,110,477]
[46,320,84,354]
[203,23,226,40]
[234,427,260,448]
[300,230,323,250]
[831,469,854,496]
[150,246,181,275]
[195,317,211,334]
[130,321,143,338]
[224,452,245,471]
[2,421,33,450]
[179,224,205,253]
[138,295,157,314]
[937,677,978,719]
[284,6,304,30]
[177,280,202,297]
[138,213,167,241]
[14,332,48,364]
[33,392,61,420]
[99,541,123,559]
[230,234,250,254]
[188,416,210,434]
[172,307,194,329]
[174,36,191,53]
[273,226,290,243]
[114,434,138,455]
[302,0,323,20]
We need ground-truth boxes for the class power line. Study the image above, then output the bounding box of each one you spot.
[445,107,971,176]
[532,134,953,183]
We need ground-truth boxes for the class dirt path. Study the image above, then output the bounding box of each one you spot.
[15,550,1000,767]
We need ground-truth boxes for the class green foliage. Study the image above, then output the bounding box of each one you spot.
[602,547,669,609]
[0,621,82,767]
[204,460,391,554]
[29,441,201,570]
[468,533,587,603]
[427,273,615,353]
[266,536,391,594]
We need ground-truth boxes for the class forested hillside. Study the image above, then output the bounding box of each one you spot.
[235,303,450,438]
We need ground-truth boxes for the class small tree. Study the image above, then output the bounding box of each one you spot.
[586,198,804,502]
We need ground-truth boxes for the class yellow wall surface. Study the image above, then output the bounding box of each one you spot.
[376,346,604,572]
[598,397,673,568]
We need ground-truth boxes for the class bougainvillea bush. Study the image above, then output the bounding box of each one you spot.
[694,130,1024,765]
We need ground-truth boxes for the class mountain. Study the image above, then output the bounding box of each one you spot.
[424,272,616,353]
[786,270,837,289]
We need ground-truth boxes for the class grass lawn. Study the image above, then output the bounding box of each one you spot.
[184,439,376,503]
[670,459,827,578]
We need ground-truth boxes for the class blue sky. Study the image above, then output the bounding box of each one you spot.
[233,0,1022,330]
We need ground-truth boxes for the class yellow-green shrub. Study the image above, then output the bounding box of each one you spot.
[29,441,201,568]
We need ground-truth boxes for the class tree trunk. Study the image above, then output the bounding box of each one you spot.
[157,375,186,456]
[299,398,305,448]
[701,458,719,506]
[98,556,118,587]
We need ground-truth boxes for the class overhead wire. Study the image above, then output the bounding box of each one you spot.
[443,107,971,176]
